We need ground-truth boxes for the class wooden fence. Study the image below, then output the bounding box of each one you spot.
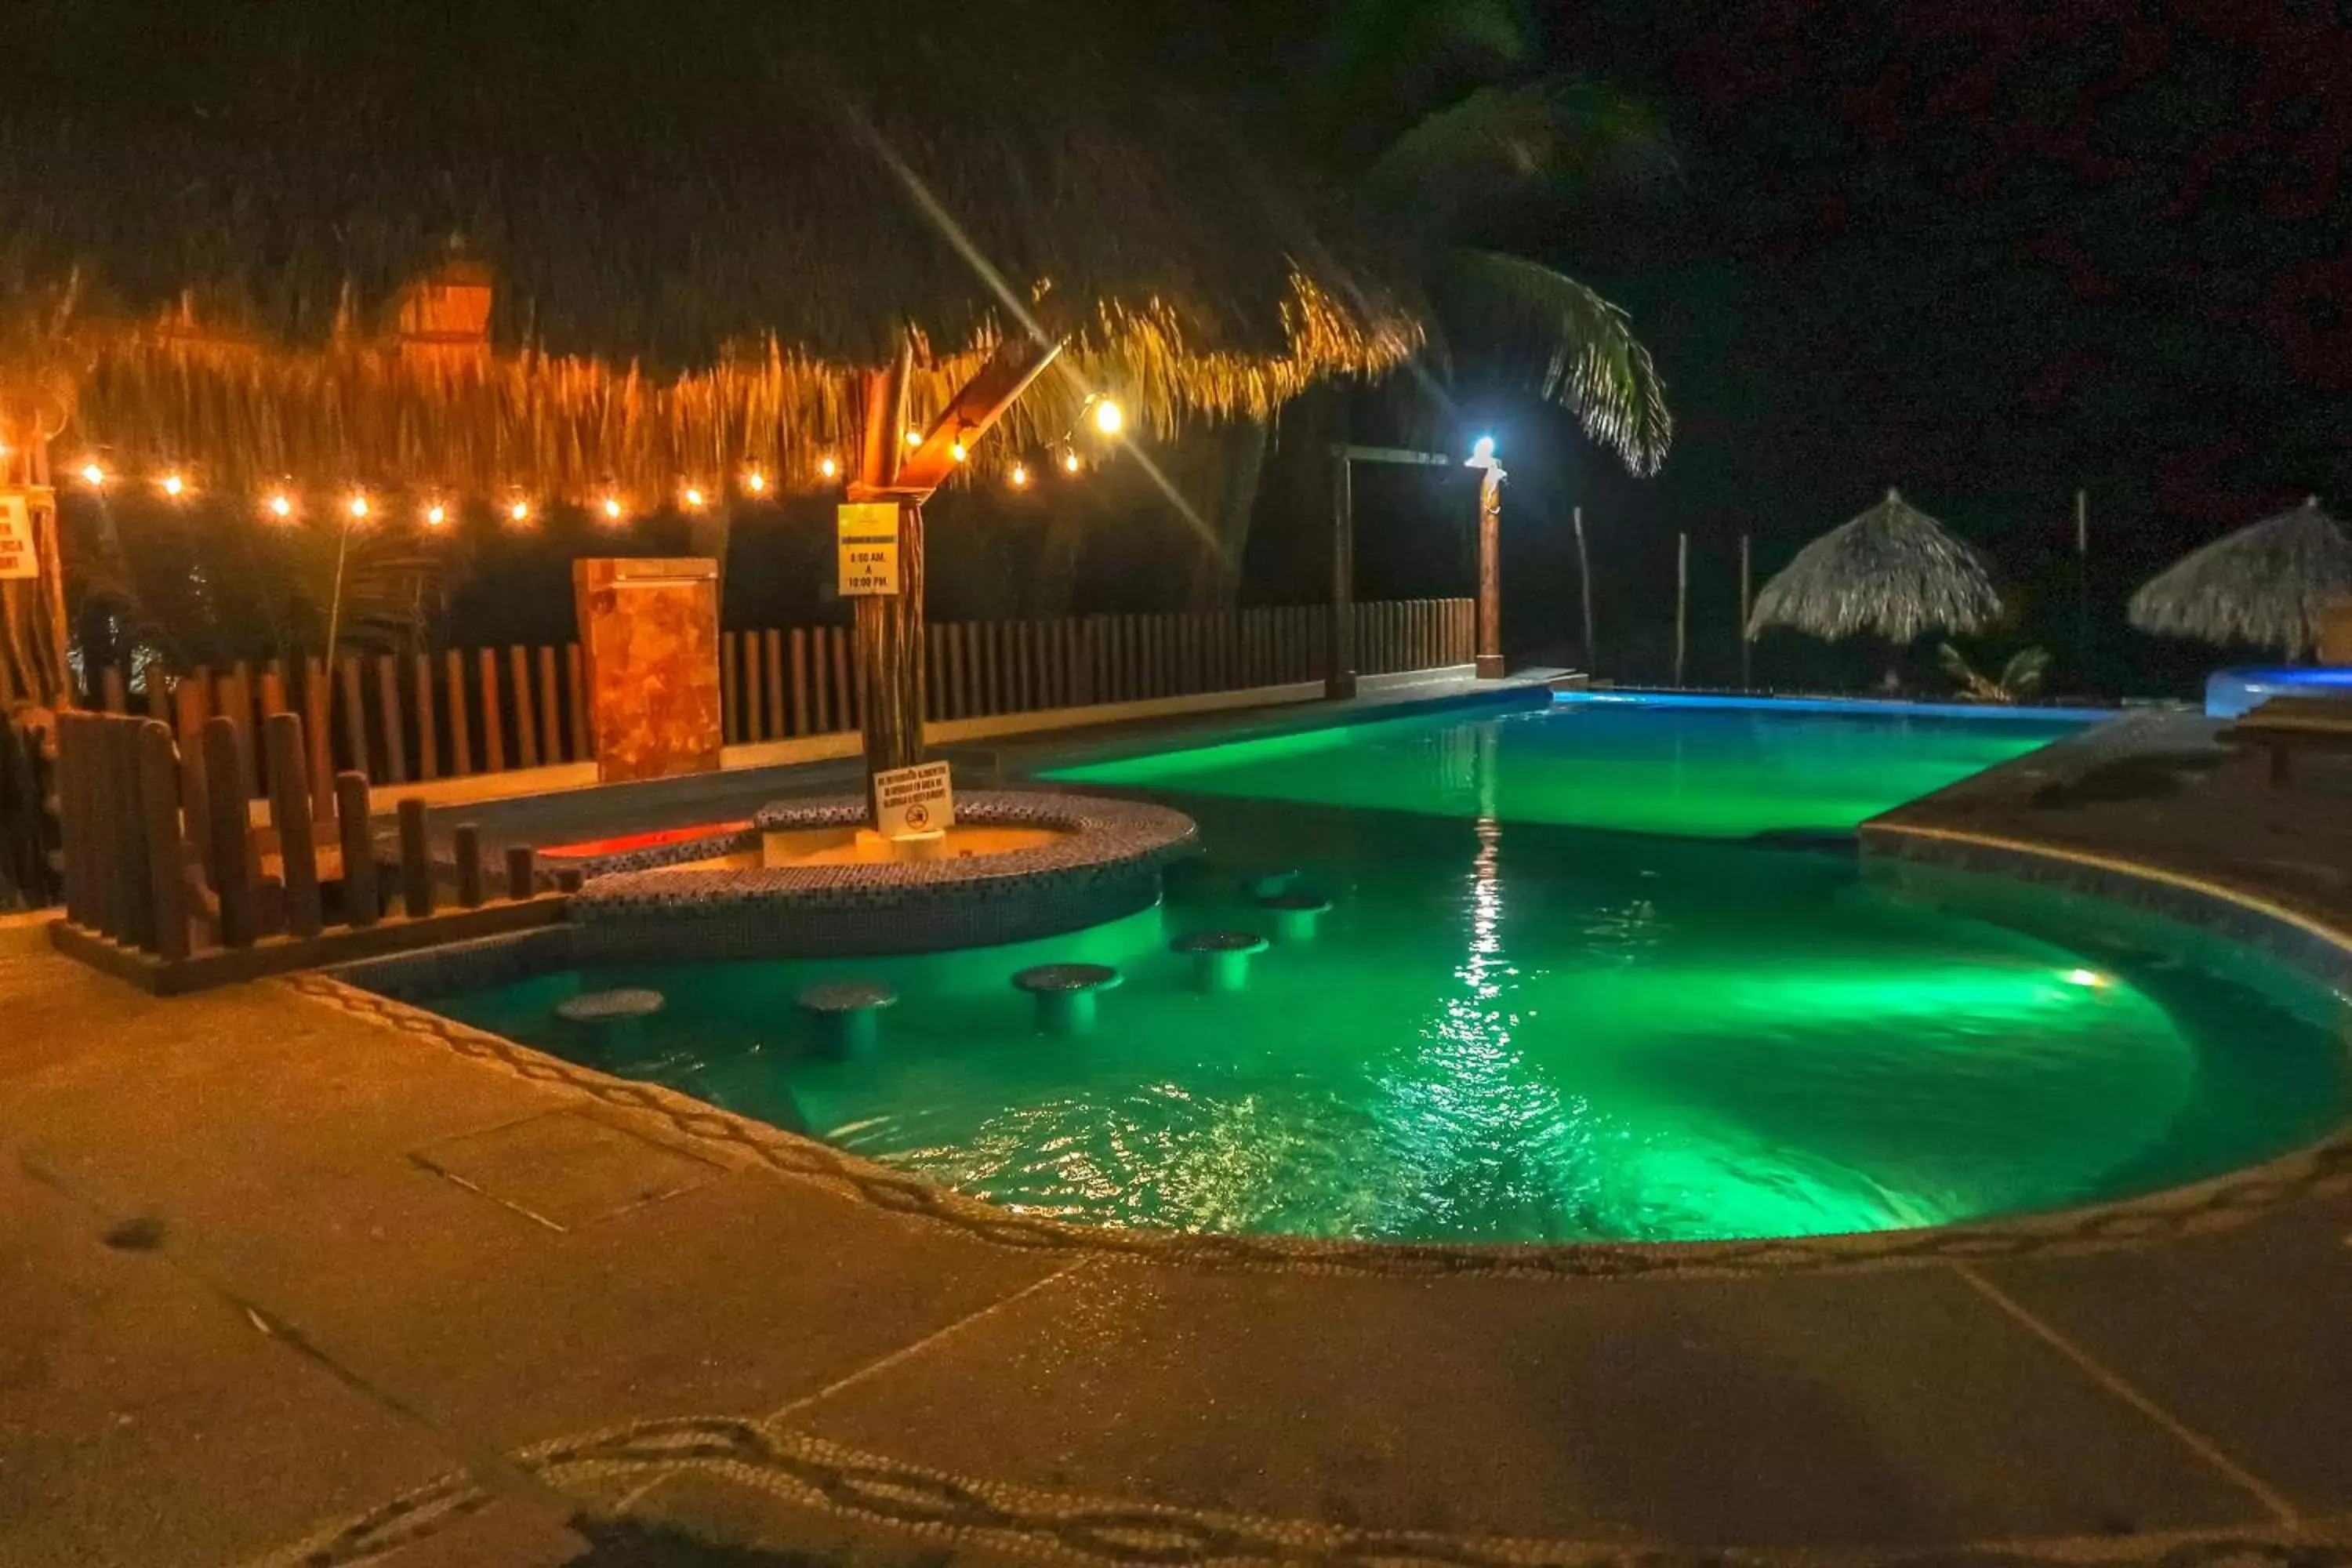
[75,598,1473,792]
[50,708,567,991]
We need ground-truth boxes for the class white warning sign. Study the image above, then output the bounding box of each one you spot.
[874,760,953,838]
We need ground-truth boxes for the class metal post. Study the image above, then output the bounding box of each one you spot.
[1675,532,1690,688]
[1573,506,1596,673]
[1327,450,1356,700]
[1739,532,1753,689]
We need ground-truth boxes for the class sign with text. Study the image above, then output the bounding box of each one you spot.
[0,491,42,580]
[836,503,901,596]
[873,760,953,838]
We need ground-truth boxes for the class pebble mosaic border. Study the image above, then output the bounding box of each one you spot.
[245,1408,2352,1568]
[567,789,1198,960]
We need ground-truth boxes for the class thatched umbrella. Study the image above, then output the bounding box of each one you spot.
[2128,496,2352,660]
[0,0,1421,727]
[1748,488,2002,646]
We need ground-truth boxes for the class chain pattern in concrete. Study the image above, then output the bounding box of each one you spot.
[285,973,2352,1281]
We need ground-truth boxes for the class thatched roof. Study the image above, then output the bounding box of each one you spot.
[0,0,1420,499]
[2128,496,2352,659]
[1748,488,2001,644]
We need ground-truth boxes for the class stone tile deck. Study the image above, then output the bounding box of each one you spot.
[7,701,2352,1565]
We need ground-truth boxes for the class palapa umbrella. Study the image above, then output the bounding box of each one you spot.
[1748,488,2002,645]
[0,0,1422,725]
[2129,496,2352,660]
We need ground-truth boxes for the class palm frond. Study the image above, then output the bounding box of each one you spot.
[1431,249,1670,474]
[1356,79,1675,231]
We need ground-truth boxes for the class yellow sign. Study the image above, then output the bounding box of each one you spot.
[874,760,953,838]
[0,490,42,581]
[837,503,901,596]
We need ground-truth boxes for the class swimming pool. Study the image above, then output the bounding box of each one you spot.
[424,695,2351,1244]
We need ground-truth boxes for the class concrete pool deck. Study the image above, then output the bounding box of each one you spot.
[6,703,2352,1565]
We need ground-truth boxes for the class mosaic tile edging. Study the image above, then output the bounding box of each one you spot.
[282,969,2352,1281]
[243,1410,2352,1568]
[564,789,1199,960]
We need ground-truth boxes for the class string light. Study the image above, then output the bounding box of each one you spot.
[1092,397,1124,437]
[1009,463,1029,488]
[743,469,766,495]
[265,492,294,520]
[347,493,370,521]
[1062,450,1082,474]
[601,495,624,522]
[424,503,448,528]
[78,461,106,488]
[949,440,968,463]
[817,455,838,480]
[903,428,923,448]
[509,499,532,523]
[683,486,706,509]
[159,472,186,498]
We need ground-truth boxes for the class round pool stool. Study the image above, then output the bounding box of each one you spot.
[1171,930,1270,993]
[796,980,898,1054]
[1012,964,1123,1036]
[554,988,666,1023]
[1243,867,1300,899]
[1254,890,1334,942]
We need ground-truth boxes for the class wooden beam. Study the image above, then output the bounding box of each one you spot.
[880,337,1067,499]
[1328,443,1453,467]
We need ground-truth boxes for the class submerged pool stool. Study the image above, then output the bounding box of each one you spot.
[554,988,665,1024]
[1172,930,1270,993]
[796,980,898,1054]
[1243,867,1300,899]
[1254,889,1334,942]
[1012,964,1123,1036]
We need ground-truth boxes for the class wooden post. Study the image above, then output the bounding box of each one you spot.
[1739,533,1753,689]
[136,720,190,960]
[740,631,762,740]
[174,681,212,887]
[721,630,742,742]
[2075,488,2091,688]
[508,647,537,768]
[536,644,561,763]
[397,798,434,918]
[453,825,485,908]
[1475,467,1505,680]
[412,652,439,782]
[445,649,474,775]
[477,648,503,771]
[762,631,784,741]
[1675,532,1690,688]
[1573,506,1596,671]
[100,664,128,713]
[224,662,259,788]
[109,717,155,951]
[304,655,333,809]
[829,626,853,731]
[1327,451,1356,700]
[336,772,378,928]
[264,713,322,940]
[202,717,256,949]
[338,655,368,780]
[55,713,87,927]
[852,343,924,797]
[789,629,811,735]
[504,844,535,901]
[376,653,408,785]
[566,643,589,763]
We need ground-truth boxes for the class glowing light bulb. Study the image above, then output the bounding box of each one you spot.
[1009,463,1029,488]
[2064,968,2108,989]
[1472,434,1496,462]
[509,499,532,523]
[602,496,623,521]
[79,462,105,487]
[347,494,369,520]
[684,486,706,509]
[425,503,448,527]
[949,440,968,463]
[160,472,185,498]
[1062,451,1081,474]
[1092,397,1124,437]
[817,455,838,480]
[267,493,293,519]
[744,470,766,494]
[903,428,923,448]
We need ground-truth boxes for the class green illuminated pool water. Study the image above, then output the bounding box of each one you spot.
[430,699,2352,1243]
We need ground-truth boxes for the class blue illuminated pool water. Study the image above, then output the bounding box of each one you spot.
[430,697,2352,1243]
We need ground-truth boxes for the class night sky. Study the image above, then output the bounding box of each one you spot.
[1326,2,2352,694]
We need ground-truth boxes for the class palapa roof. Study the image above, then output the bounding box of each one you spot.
[0,0,1421,501]
[1748,488,2002,644]
[2129,496,2352,659]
